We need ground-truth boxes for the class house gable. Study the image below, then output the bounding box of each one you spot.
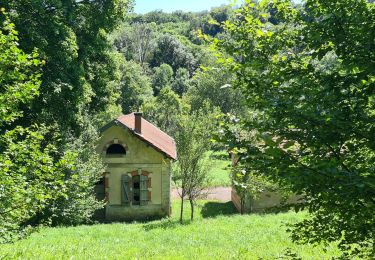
[97,125,166,164]
[100,113,177,160]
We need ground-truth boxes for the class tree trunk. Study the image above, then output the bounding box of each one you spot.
[179,196,184,224]
[189,199,194,221]
[240,197,244,215]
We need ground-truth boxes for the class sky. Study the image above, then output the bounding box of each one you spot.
[134,0,302,14]
[134,0,242,14]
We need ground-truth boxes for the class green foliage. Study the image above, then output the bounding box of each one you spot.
[0,127,76,243]
[171,67,191,96]
[0,1,132,241]
[151,63,174,95]
[132,10,189,24]
[188,65,244,114]
[171,150,232,188]
[113,8,245,118]
[150,34,197,74]
[142,87,188,134]
[0,201,340,259]
[0,12,41,126]
[200,5,233,37]
[0,11,75,242]
[32,120,105,226]
[119,59,153,113]
[214,0,375,256]
[206,151,232,187]
[112,22,156,65]
[173,109,218,222]
[2,0,131,135]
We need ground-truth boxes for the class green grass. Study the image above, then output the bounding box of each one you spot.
[0,200,340,259]
[172,151,232,188]
[207,151,232,187]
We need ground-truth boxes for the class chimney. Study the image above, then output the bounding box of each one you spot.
[134,112,142,134]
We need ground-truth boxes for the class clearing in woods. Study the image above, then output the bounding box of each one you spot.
[0,200,340,259]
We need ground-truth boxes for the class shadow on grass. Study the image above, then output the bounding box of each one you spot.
[209,152,230,160]
[142,201,238,231]
[201,201,237,218]
[142,219,193,231]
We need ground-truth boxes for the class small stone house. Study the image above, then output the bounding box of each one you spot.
[96,112,177,221]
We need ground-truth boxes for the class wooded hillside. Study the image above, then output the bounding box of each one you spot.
[0,1,374,258]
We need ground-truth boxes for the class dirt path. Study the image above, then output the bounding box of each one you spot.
[171,187,231,202]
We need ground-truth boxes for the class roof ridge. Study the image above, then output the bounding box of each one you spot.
[115,113,177,160]
[118,113,175,141]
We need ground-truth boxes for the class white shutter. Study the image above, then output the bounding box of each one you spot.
[140,175,148,206]
[121,175,131,205]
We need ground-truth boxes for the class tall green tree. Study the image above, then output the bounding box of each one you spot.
[2,0,132,135]
[151,63,174,95]
[0,10,40,127]
[187,65,244,114]
[0,10,75,243]
[171,68,191,96]
[142,87,188,135]
[201,5,233,37]
[0,0,132,227]
[119,59,153,113]
[214,0,375,256]
[151,34,197,74]
[113,22,156,65]
[173,110,215,223]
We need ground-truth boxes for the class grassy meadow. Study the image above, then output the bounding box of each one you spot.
[172,151,232,188]
[207,151,232,187]
[0,200,340,259]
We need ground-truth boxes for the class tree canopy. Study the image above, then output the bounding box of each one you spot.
[0,0,132,242]
[2,0,131,135]
[0,10,76,242]
[214,0,375,256]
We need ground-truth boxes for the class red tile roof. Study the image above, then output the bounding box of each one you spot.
[115,113,177,160]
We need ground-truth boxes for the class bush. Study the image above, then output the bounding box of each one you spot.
[30,119,106,227]
[0,127,76,243]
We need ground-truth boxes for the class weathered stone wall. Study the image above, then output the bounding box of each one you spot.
[232,188,302,213]
[161,162,171,214]
[106,204,168,221]
[231,189,252,213]
[249,191,302,212]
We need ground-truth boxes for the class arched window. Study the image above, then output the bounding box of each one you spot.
[106,144,126,155]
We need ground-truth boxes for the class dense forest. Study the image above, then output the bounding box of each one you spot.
[0,0,374,258]
[111,6,245,127]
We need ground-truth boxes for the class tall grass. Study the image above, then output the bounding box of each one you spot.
[0,200,340,259]
[206,151,232,187]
